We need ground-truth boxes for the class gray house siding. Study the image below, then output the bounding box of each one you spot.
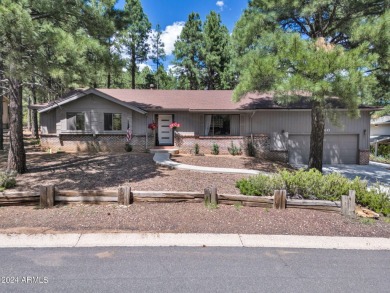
[247,110,370,164]
[37,92,371,164]
[39,94,146,152]
[54,94,133,134]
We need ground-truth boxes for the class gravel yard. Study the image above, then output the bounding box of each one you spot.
[0,203,389,237]
[1,146,389,237]
[1,151,255,194]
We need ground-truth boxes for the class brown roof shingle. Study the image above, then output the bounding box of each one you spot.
[97,89,315,111]
[33,88,379,112]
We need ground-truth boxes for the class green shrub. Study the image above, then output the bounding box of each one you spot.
[0,171,17,190]
[236,169,390,216]
[370,144,390,158]
[246,141,256,157]
[194,143,200,155]
[228,141,242,156]
[236,174,285,196]
[370,154,390,164]
[211,143,219,155]
[279,169,323,199]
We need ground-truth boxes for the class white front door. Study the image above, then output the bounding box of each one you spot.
[158,114,173,145]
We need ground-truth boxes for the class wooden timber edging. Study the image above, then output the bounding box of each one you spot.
[0,186,352,214]
[0,191,40,206]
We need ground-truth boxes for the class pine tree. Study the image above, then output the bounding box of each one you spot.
[202,11,231,90]
[121,0,151,89]
[232,0,385,172]
[150,24,166,70]
[150,24,167,89]
[0,0,115,173]
[173,12,203,90]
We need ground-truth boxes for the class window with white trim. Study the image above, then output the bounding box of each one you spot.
[104,113,122,131]
[204,114,240,136]
[67,112,85,130]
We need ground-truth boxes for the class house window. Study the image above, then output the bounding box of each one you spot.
[204,114,240,136]
[104,113,122,131]
[67,112,85,130]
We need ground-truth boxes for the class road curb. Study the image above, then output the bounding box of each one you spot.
[0,233,389,250]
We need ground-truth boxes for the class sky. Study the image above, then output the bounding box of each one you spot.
[115,0,249,70]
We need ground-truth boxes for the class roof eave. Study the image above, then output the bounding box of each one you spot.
[37,88,147,115]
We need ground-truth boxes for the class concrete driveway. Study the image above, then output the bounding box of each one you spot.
[323,162,390,187]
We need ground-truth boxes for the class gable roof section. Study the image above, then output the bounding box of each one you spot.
[96,89,378,111]
[32,88,379,112]
[36,88,147,114]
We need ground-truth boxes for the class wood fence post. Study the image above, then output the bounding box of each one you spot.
[341,190,356,218]
[124,186,132,205]
[118,186,132,206]
[204,188,211,205]
[273,190,286,210]
[40,185,55,208]
[210,186,218,205]
[281,190,286,209]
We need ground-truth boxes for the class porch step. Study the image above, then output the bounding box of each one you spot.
[149,148,179,155]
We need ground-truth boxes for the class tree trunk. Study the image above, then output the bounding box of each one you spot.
[131,45,136,89]
[31,81,39,139]
[107,72,111,89]
[0,60,3,151]
[0,95,3,151]
[7,78,27,174]
[308,100,325,172]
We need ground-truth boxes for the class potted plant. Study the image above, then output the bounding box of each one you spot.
[148,121,157,130]
[169,121,181,130]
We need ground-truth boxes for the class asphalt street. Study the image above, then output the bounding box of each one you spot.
[0,247,389,293]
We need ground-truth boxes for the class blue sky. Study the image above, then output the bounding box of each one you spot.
[115,0,249,70]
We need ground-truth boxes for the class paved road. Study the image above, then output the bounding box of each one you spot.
[0,247,389,293]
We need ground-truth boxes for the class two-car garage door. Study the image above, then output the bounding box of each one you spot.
[288,134,358,165]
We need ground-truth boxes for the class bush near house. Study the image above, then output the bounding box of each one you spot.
[0,171,17,191]
[211,143,219,155]
[228,141,242,156]
[370,144,390,158]
[236,169,390,216]
[370,144,390,164]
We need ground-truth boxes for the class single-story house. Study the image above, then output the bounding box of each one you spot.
[31,88,374,165]
[2,96,9,129]
[370,115,390,155]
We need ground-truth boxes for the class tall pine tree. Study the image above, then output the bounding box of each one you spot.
[0,0,115,173]
[202,11,230,90]
[173,12,203,90]
[121,0,151,89]
[150,24,166,89]
[232,0,384,172]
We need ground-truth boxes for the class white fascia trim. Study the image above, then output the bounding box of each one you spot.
[38,88,147,115]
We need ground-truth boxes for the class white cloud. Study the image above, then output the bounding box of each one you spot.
[216,1,225,9]
[138,63,152,71]
[161,22,185,55]
[149,22,185,56]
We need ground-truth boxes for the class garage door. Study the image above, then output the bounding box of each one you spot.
[288,134,358,165]
[323,135,358,164]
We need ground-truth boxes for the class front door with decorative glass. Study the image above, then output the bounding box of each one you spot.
[157,114,173,145]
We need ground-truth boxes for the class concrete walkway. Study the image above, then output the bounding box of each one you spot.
[0,233,389,250]
[153,152,262,175]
